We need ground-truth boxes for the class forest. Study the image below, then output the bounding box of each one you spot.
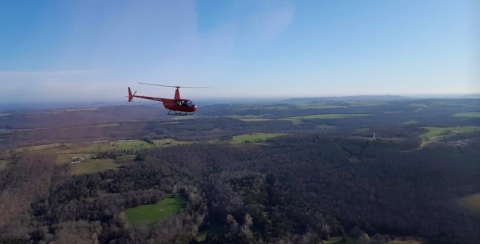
[0,98,480,244]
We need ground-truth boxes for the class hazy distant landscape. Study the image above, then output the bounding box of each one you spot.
[1,97,480,243]
[1,0,478,243]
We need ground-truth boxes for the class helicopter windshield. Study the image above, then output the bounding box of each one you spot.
[186,100,195,108]
[176,100,195,108]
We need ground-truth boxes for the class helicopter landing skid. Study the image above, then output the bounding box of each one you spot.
[167,110,195,116]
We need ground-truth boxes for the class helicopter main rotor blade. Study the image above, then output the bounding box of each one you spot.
[179,86,210,88]
[138,83,209,89]
[138,83,178,88]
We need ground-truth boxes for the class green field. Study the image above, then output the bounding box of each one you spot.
[289,114,371,120]
[410,103,428,108]
[403,120,419,125]
[66,108,99,112]
[70,159,120,175]
[240,118,275,122]
[12,143,63,154]
[0,129,9,134]
[197,222,228,242]
[125,194,188,225]
[385,111,403,114]
[458,193,480,214]
[232,133,287,143]
[452,112,480,118]
[294,103,346,109]
[419,126,480,140]
[73,140,155,153]
[94,123,120,127]
[345,101,385,107]
[0,160,13,170]
[317,125,335,129]
[152,138,193,147]
[171,115,202,120]
[355,128,369,132]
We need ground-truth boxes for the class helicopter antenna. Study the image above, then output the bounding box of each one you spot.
[138,83,209,88]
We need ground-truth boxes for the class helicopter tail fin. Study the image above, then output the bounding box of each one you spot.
[128,87,133,102]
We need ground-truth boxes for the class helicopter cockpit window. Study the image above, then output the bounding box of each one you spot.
[186,100,195,108]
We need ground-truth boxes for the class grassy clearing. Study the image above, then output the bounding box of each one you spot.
[94,123,120,127]
[74,140,154,153]
[452,112,480,118]
[355,128,369,132]
[403,120,419,125]
[152,138,193,147]
[170,115,201,120]
[240,118,275,122]
[317,125,335,129]
[12,143,63,154]
[345,101,385,107]
[410,103,428,108]
[125,194,188,225]
[419,126,480,140]
[70,159,120,175]
[280,118,303,125]
[385,111,402,114]
[66,108,99,112]
[294,103,346,109]
[197,222,228,242]
[262,105,289,110]
[458,193,480,214]
[232,133,287,143]
[289,114,371,120]
[0,160,13,170]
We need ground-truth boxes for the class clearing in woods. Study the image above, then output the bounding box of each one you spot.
[70,159,120,175]
[419,126,480,140]
[452,112,480,118]
[288,114,371,120]
[0,160,13,170]
[458,193,480,214]
[125,194,188,225]
[232,133,288,143]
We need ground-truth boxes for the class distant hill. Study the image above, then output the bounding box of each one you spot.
[460,94,480,99]
[282,95,411,103]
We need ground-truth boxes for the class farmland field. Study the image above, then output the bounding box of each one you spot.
[452,112,480,118]
[232,133,287,143]
[403,120,419,125]
[240,118,275,122]
[152,138,193,146]
[125,194,188,225]
[288,114,371,120]
[419,126,480,140]
[94,123,120,127]
[459,193,480,214]
[0,160,12,170]
[70,159,120,175]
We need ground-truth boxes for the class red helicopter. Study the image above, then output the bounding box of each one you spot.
[128,83,208,115]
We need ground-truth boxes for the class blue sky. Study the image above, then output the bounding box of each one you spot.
[0,0,478,103]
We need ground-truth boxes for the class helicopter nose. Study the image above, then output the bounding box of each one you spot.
[193,106,197,111]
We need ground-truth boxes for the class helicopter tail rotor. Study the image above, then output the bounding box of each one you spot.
[127,87,137,102]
